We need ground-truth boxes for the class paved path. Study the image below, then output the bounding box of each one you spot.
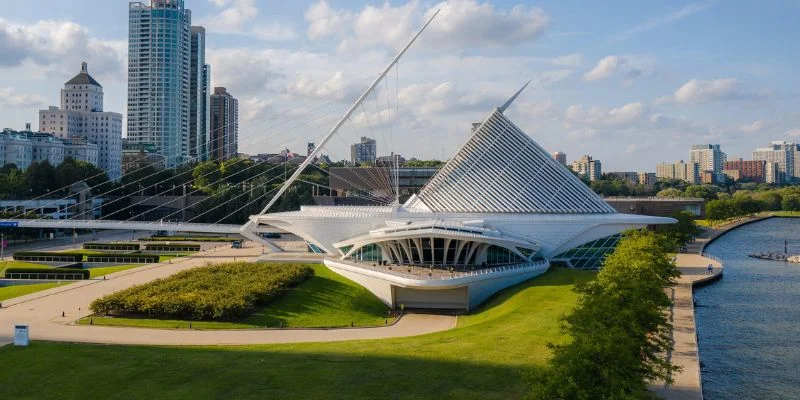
[0,243,456,345]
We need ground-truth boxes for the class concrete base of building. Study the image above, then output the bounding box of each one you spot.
[324,258,549,311]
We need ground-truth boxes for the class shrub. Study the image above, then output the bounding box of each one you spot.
[12,252,82,262]
[5,267,89,279]
[144,244,201,252]
[84,243,141,251]
[90,263,313,320]
[140,236,238,242]
[86,254,159,263]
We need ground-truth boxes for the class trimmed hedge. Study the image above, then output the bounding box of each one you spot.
[84,243,141,251]
[91,263,313,320]
[144,244,201,252]
[5,267,89,279]
[140,237,238,243]
[13,252,83,262]
[86,254,159,263]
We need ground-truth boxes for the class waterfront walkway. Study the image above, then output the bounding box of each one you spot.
[0,243,456,346]
[655,216,773,399]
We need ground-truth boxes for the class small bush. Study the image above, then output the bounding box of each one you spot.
[90,263,313,320]
[5,267,89,279]
[144,244,201,252]
[140,236,238,242]
[13,252,82,262]
[84,243,140,251]
[86,254,159,263]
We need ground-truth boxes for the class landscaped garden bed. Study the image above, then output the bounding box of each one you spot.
[90,262,314,320]
[139,236,239,242]
[83,243,141,251]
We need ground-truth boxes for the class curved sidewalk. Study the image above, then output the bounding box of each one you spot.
[0,244,456,346]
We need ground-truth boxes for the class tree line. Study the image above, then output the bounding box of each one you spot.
[0,159,110,199]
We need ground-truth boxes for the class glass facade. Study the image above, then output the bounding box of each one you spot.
[552,234,622,270]
[344,239,530,268]
[128,0,192,167]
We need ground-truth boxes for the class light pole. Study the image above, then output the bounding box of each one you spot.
[72,229,77,248]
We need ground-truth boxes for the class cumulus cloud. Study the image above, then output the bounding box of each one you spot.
[200,0,258,32]
[0,18,125,80]
[0,87,47,109]
[658,78,771,104]
[550,53,582,67]
[786,129,800,138]
[583,55,655,85]
[305,0,549,49]
[206,48,283,97]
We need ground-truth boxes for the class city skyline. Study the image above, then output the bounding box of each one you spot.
[0,1,798,170]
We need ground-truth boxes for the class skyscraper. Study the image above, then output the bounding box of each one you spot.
[39,62,122,180]
[209,87,239,161]
[351,136,377,165]
[753,141,797,183]
[571,155,602,181]
[190,26,210,161]
[690,144,726,183]
[127,0,192,167]
[552,151,567,166]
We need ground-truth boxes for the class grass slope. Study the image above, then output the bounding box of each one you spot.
[80,264,390,329]
[0,282,67,302]
[0,268,594,399]
[87,264,143,279]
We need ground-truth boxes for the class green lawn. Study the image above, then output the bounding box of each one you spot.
[0,268,594,399]
[0,282,67,302]
[773,211,800,218]
[87,264,144,279]
[0,260,47,275]
[79,264,391,329]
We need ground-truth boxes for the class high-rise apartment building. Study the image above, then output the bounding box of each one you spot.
[128,0,192,167]
[552,151,567,166]
[571,155,602,181]
[209,87,239,161]
[723,159,766,183]
[656,160,700,184]
[38,62,122,180]
[351,136,377,165]
[189,26,210,161]
[753,141,797,183]
[690,144,726,183]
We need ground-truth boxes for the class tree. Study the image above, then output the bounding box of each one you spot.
[25,160,57,196]
[782,194,800,211]
[656,187,683,198]
[657,211,701,251]
[683,184,720,201]
[530,231,680,399]
[754,191,782,211]
[193,161,222,194]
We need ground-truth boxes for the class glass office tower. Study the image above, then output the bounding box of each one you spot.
[128,0,192,167]
[190,26,209,162]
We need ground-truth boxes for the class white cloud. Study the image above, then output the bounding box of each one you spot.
[659,78,771,104]
[564,102,646,128]
[0,87,47,109]
[550,53,582,67]
[305,0,549,49]
[583,55,655,85]
[252,23,297,41]
[305,0,354,39]
[786,129,800,138]
[609,2,714,44]
[201,0,258,32]
[0,18,125,80]
[740,120,765,133]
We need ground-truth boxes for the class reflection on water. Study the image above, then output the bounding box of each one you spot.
[696,218,800,399]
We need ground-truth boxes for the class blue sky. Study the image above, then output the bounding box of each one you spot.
[0,0,798,170]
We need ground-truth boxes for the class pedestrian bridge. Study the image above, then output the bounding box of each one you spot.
[0,219,285,235]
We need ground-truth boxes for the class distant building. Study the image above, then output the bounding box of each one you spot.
[571,155,602,181]
[656,160,700,184]
[765,162,780,184]
[722,169,740,181]
[723,159,766,183]
[700,170,716,184]
[189,26,210,161]
[637,172,657,186]
[753,141,797,183]
[552,151,567,166]
[121,140,165,175]
[209,87,239,161]
[128,0,193,167]
[376,153,406,167]
[690,144,726,183]
[307,142,315,156]
[1,129,98,170]
[350,136,377,165]
[317,166,439,205]
[604,197,705,218]
[606,172,638,184]
[38,62,122,180]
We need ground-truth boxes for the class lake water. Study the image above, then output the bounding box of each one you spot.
[696,217,800,399]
